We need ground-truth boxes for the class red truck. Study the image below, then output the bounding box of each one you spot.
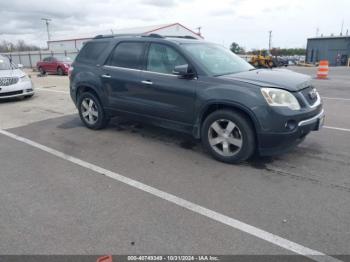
[37,56,72,75]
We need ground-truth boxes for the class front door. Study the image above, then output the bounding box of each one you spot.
[139,43,197,124]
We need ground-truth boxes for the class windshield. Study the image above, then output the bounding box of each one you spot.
[182,43,253,76]
[55,56,72,62]
[0,56,14,70]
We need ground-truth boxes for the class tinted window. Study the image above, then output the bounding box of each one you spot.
[106,42,145,69]
[43,57,51,62]
[76,41,108,63]
[147,43,187,74]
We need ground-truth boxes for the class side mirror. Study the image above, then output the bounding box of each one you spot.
[173,64,195,78]
[18,64,24,69]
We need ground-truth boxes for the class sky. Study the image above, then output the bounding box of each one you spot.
[0,0,349,50]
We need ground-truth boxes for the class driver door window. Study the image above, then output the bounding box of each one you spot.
[147,43,187,74]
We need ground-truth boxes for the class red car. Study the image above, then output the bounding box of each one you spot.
[37,56,72,75]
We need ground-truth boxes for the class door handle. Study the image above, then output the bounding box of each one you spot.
[141,80,153,85]
[101,74,111,78]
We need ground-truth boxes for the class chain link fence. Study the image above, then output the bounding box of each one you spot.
[0,50,78,68]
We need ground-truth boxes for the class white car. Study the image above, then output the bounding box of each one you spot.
[0,55,34,99]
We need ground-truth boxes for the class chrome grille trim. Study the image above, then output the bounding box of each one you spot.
[0,77,19,86]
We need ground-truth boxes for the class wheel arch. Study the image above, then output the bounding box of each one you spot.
[195,102,260,142]
[75,84,106,106]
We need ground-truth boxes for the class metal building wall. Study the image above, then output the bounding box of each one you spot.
[306,37,350,66]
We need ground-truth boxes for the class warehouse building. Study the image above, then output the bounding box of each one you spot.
[306,35,350,66]
[47,23,203,52]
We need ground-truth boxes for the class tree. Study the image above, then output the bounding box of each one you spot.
[230,42,245,54]
[0,40,41,52]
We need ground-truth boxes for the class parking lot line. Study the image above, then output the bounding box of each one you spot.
[36,88,69,94]
[0,128,340,262]
[324,126,350,132]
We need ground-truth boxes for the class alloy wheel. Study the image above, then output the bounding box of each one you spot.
[208,119,243,157]
[81,98,99,125]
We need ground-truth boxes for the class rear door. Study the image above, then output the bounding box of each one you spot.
[101,41,147,113]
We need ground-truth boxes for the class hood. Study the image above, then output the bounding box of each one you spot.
[219,68,312,91]
[0,69,26,78]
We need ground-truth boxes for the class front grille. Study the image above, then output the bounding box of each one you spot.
[300,86,318,106]
[0,77,19,86]
[0,90,23,97]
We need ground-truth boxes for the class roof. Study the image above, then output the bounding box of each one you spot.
[48,23,202,43]
[87,35,204,46]
[308,35,350,40]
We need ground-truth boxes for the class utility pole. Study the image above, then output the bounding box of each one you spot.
[340,19,344,36]
[41,18,52,41]
[196,26,202,36]
[268,30,272,51]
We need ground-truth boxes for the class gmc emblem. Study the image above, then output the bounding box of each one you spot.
[308,88,317,100]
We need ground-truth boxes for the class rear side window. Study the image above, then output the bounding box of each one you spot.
[106,42,145,69]
[76,41,108,63]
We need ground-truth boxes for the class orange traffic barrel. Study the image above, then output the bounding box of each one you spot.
[317,60,329,79]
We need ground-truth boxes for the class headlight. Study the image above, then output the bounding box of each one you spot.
[261,88,300,110]
[19,75,30,82]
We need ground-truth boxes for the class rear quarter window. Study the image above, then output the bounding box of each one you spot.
[76,41,109,63]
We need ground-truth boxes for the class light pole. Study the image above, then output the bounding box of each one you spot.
[268,30,272,51]
[41,18,52,41]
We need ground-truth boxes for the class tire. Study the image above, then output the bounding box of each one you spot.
[201,110,255,164]
[39,67,45,75]
[77,92,110,130]
[57,67,64,76]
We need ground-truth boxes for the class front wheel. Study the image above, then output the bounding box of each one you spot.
[78,92,110,130]
[201,110,255,164]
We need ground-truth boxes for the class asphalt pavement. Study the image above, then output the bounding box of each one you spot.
[0,67,349,260]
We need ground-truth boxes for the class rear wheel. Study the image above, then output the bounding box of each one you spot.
[57,67,64,76]
[201,110,255,164]
[78,92,110,130]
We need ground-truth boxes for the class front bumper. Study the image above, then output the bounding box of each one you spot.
[258,109,325,156]
[0,80,34,99]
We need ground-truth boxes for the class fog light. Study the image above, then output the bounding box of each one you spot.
[285,120,297,130]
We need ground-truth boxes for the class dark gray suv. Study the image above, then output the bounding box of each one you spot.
[69,34,324,163]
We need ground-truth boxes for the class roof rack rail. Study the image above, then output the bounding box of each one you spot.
[141,33,164,38]
[163,35,199,40]
[93,33,199,40]
[93,33,140,39]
